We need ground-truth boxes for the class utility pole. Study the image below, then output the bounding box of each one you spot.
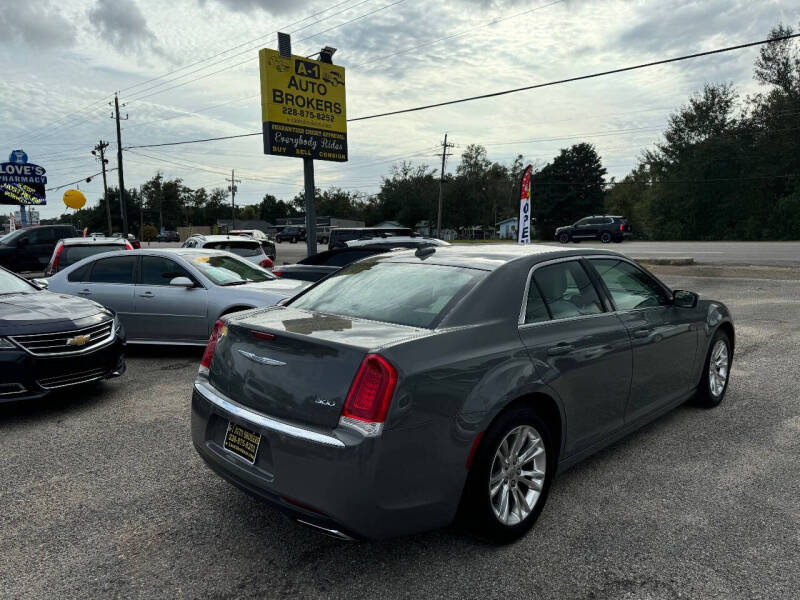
[92,141,111,235]
[112,94,129,236]
[437,133,454,238]
[227,169,241,231]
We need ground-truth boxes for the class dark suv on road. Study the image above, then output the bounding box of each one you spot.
[0,225,78,273]
[555,216,631,244]
[275,226,306,243]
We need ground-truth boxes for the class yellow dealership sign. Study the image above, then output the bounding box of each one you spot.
[258,48,347,162]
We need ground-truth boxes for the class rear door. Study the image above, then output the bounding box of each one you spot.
[133,255,208,342]
[81,255,138,335]
[518,258,632,456]
[587,257,698,423]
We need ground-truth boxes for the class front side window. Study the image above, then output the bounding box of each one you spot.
[140,256,192,286]
[589,259,670,310]
[533,261,603,320]
[290,260,485,328]
[90,256,137,284]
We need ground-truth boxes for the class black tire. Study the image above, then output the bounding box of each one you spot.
[694,330,732,408]
[600,231,612,243]
[558,233,570,244]
[458,405,555,544]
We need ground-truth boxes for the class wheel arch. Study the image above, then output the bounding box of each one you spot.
[716,320,735,356]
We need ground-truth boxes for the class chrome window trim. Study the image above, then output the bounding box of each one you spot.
[518,256,605,326]
[194,378,346,448]
[583,254,674,314]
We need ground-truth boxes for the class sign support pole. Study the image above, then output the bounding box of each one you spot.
[304,157,317,256]
[19,205,27,228]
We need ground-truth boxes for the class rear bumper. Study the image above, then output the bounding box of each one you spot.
[0,335,126,403]
[191,378,457,540]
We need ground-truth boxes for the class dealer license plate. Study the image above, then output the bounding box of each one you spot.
[224,421,261,464]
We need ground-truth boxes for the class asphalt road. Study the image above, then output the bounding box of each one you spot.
[2,269,798,599]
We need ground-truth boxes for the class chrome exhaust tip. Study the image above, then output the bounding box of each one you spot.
[296,519,355,541]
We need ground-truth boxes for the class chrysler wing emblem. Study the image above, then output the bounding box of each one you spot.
[66,334,91,347]
[314,398,336,407]
[237,349,286,366]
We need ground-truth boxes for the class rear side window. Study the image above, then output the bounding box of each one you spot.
[204,241,262,257]
[532,261,603,320]
[90,256,137,284]
[68,264,91,282]
[589,259,670,310]
[291,261,486,328]
[61,244,124,267]
[140,256,192,286]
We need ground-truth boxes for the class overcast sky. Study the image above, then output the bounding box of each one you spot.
[1,0,796,219]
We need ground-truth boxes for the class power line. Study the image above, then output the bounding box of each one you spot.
[126,0,401,103]
[122,33,800,150]
[45,168,117,192]
[117,0,359,95]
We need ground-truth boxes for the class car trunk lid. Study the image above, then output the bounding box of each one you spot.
[207,306,427,428]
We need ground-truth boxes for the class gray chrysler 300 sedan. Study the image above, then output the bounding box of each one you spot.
[191,245,734,542]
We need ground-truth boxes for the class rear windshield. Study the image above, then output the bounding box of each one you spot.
[204,241,262,257]
[290,260,485,328]
[189,254,275,285]
[61,244,124,267]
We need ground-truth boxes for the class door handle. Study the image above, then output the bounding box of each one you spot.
[633,328,651,338]
[78,289,91,295]
[138,291,154,298]
[547,344,574,356]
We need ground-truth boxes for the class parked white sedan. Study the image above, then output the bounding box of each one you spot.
[44,249,309,345]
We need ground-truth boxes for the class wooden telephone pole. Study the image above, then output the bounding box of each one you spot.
[92,141,111,235]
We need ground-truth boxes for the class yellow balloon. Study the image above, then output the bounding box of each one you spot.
[63,189,86,210]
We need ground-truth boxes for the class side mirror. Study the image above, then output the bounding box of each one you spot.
[673,290,698,308]
[169,276,194,288]
[31,278,49,290]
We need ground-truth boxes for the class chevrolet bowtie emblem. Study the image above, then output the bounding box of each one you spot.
[66,334,91,347]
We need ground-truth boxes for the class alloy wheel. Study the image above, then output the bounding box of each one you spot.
[708,339,729,397]
[489,425,547,526]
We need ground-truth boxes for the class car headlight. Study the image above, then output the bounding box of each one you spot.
[0,338,16,350]
[113,314,122,333]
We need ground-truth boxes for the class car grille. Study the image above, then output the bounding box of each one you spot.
[38,367,108,390]
[10,320,114,357]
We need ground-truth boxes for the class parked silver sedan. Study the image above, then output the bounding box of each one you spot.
[44,249,309,345]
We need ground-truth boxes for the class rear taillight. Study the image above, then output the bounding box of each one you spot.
[259,257,274,269]
[134,241,141,248]
[125,241,133,250]
[340,354,398,436]
[272,270,282,277]
[199,320,226,375]
[46,243,64,276]
[619,224,624,232]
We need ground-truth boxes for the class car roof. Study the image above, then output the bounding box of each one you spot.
[345,236,449,247]
[59,237,128,245]
[191,234,259,243]
[372,243,626,270]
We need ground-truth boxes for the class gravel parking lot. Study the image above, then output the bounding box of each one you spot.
[2,269,798,599]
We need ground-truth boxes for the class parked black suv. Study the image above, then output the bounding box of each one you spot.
[275,226,307,243]
[555,216,632,244]
[156,230,180,242]
[0,225,78,273]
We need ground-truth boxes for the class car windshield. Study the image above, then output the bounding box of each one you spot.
[290,260,485,328]
[0,229,25,246]
[189,253,275,285]
[203,241,262,257]
[61,244,124,267]
[0,269,36,293]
